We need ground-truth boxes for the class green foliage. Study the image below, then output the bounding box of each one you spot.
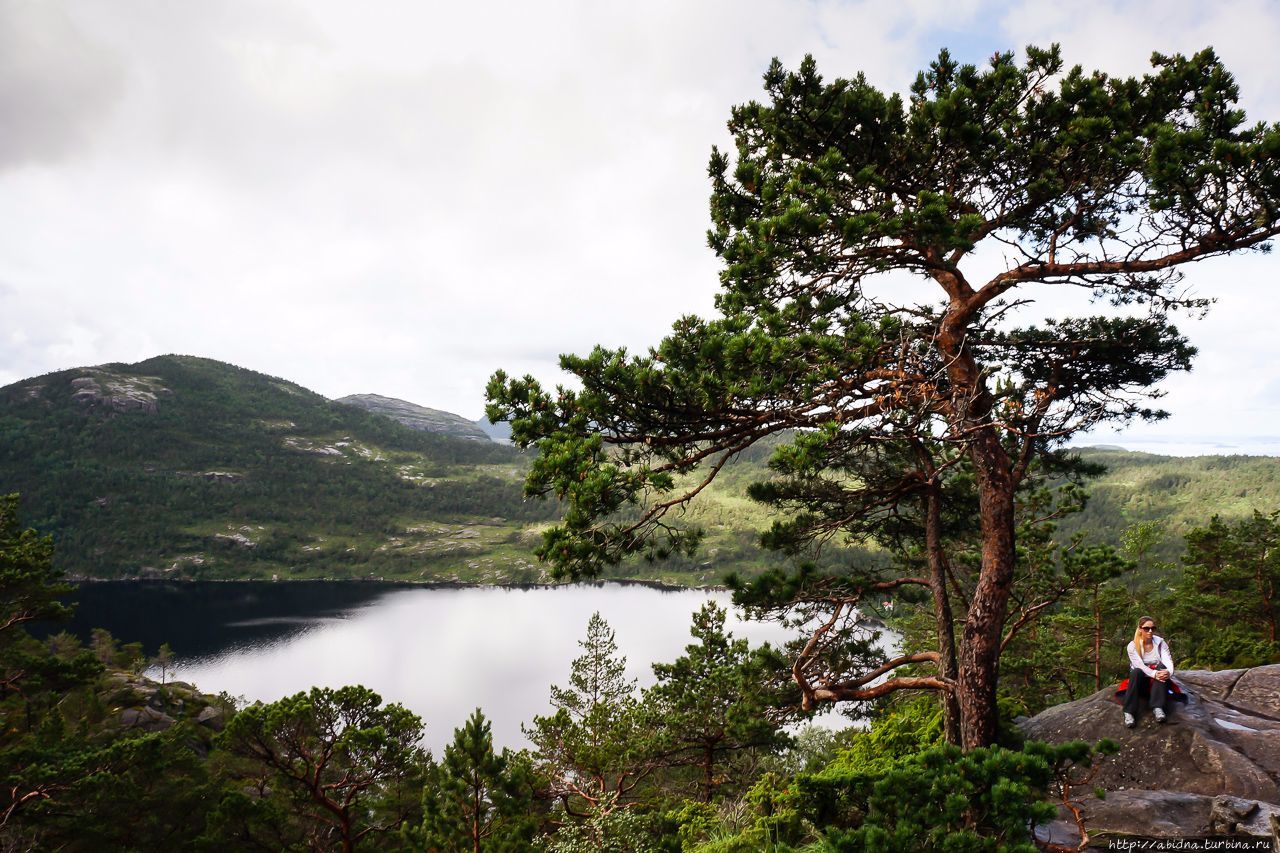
[0,493,73,632]
[540,795,665,853]
[17,725,219,852]
[810,741,1087,852]
[684,722,1112,853]
[489,44,1280,748]
[996,541,1138,712]
[1056,450,1280,567]
[216,685,427,851]
[825,697,944,777]
[0,356,555,581]
[415,708,538,852]
[1175,511,1280,665]
[526,613,661,817]
[0,499,231,851]
[1181,624,1277,669]
[646,602,790,802]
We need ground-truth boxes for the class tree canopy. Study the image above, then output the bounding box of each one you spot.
[217,685,426,852]
[488,45,1280,747]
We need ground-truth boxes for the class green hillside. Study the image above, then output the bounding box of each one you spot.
[1059,447,1280,561]
[645,439,1280,580]
[1,356,1275,583]
[0,356,557,582]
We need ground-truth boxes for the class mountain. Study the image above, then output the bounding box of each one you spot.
[1055,446,1280,563]
[0,355,556,581]
[335,394,492,442]
[2,355,1277,583]
[474,417,512,444]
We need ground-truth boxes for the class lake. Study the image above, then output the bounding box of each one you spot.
[59,581,850,752]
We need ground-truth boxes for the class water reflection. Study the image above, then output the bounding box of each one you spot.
[60,580,406,658]
[63,582,844,752]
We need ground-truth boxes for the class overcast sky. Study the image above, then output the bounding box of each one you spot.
[3,0,1279,455]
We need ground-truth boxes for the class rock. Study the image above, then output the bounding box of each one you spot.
[1020,664,1280,842]
[337,393,492,441]
[1046,790,1280,846]
[1176,667,1248,702]
[1020,665,1280,802]
[68,370,168,415]
[196,706,226,731]
[1229,666,1280,720]
[119,706,175,732]
[1209,795,1260,835]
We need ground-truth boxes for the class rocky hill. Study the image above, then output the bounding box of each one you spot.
[3,355,1280,585]
[1020,664,1280,846]
[336,393,491,442]
[0,355,555,581]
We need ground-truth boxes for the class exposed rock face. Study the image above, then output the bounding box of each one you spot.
[1020,664,1280,843]
[69,370,171,414]
[213,532,256,548]
[195,706,226,731]
[1037,792,1280,848]
[119,706,176,732]
[475,416,512,444]
[200,471,244,483]
[337,393,491,441]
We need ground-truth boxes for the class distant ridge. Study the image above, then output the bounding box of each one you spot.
[336,394,491,442]
[474,417,512,444]
[3,354,1278,582]
[0,355,551,580]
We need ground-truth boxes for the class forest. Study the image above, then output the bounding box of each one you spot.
[0,355,560,584]
[1,486,1277,850]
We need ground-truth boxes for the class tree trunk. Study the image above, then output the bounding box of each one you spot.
[925,484,962,745]
[938,301,1018,750]
[1092,586,1102,692]
[340,812,354,853]
[473,783,482,853]
[703,745,715,803]
[957,431,1018,750]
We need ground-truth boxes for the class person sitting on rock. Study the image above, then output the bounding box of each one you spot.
[1123,615,1174,728]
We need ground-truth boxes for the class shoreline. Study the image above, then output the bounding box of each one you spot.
[66,575,723,593]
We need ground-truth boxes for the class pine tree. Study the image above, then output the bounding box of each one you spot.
[216,685,426,852]
[418,708,536,853]
[488,46,1280,747]
[646,602,787,801]
[1179,511,1280,664]
[526,613,659,818]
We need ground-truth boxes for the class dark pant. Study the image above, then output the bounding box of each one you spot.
[1123,667,1170,715]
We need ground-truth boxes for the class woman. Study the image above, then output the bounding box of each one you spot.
[1122,615,1174,727]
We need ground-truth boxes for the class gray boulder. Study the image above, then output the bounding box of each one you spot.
[1036,792,1280,848]
[1020,664,1280,843]
[119,706,175,732]
[196,706,226,731]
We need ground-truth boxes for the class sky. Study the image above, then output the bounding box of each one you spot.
[3,0,1280,456]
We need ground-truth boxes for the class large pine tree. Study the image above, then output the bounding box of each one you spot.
[488,46,1280,747]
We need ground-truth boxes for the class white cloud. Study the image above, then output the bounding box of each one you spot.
[0,0,124,166]
[0,0,1277,451]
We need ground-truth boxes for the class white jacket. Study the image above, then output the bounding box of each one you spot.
[1127,634,1174,677]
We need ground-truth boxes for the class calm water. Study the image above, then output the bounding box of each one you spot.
[60,581,830,752]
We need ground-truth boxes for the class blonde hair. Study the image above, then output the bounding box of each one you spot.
[1133,615,1156,652]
